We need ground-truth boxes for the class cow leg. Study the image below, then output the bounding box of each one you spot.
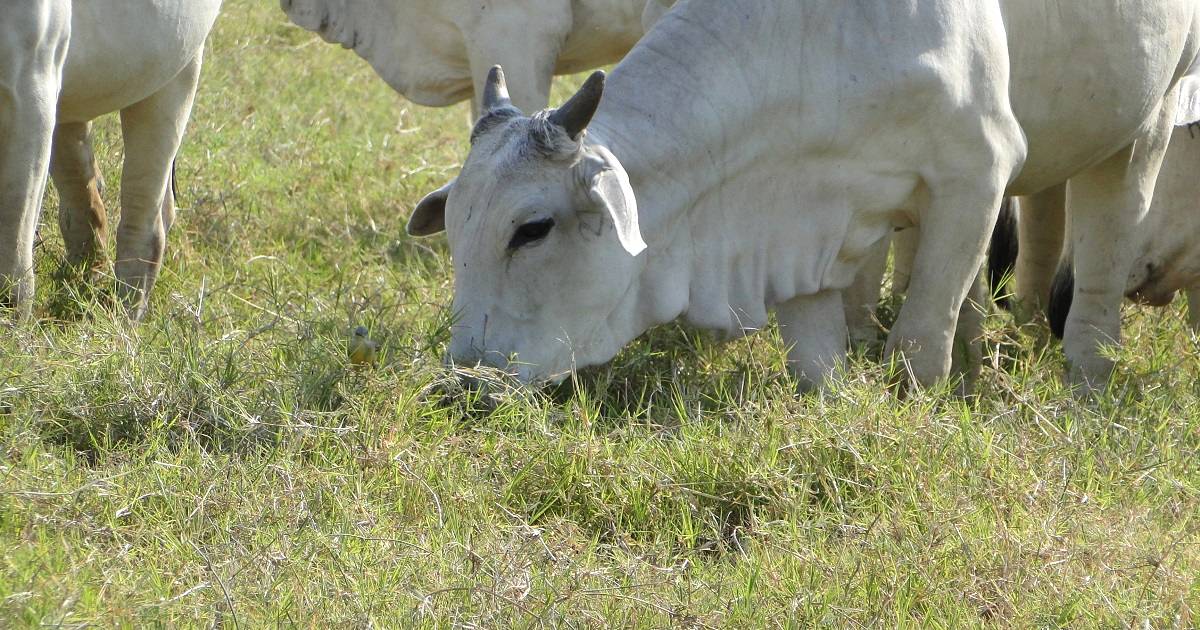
[467,50,554,115]
[887,174,1010,387]
[0,99,56,317]
[844,233,889,346]
[641,0,675,32]
[1063,110,1174,388]
[891,226,918,295]
[161,161,176,234]
[463,6,566,114]
[778,290,847,393]
[0,5,68,316]
[1014,184,1067,319]
[1188,289,1200,333]
[114,54,202,320]
[951,267,987,393]
[50,121,109,280]
[845,226,918,347]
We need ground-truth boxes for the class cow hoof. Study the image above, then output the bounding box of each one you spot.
[1065,361,1113,396]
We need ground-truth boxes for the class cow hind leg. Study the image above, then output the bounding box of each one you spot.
[1188,289,1200,333]
[0,98,56,316]
[891,226,919,295]
[51,121,109,281]
[778,290,848,394]
[843,233,889,347]
[1062,111,1175,389]
[114,54,202,320]
[1014,184,1067,321]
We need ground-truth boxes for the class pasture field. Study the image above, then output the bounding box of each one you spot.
[2,1,1199,626]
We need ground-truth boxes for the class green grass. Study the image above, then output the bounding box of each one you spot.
[2,1,1199,626]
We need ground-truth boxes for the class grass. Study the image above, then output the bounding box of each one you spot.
[2,1,1199,626]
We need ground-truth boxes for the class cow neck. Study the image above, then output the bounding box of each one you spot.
[585,117,695,346]
[585,8,764,339]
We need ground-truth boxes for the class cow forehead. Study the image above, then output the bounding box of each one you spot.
[445,170,549,242]
[448,120,580,234]
[464,112,582,171]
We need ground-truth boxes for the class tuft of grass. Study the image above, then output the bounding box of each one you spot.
[2,1,1199,626]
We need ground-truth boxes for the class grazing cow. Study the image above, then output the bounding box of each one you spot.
[1034,123,1200,338]
[997,54,1200,319]
[409,0,1199,391]
[0,0,222,320]
[280,0,677,114]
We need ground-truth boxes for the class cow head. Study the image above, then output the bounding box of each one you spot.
[1124,130,1200,308]
[279,0,326,33]
[409,66,647,384]
[1127,230,1200,308]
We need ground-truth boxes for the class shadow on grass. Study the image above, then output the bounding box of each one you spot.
[496,420,877,559]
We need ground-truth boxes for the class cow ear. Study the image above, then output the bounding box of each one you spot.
[408,180,452,236]
[578,146,646,256]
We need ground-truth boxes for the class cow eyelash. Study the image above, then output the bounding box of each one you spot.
[508,218,555,250]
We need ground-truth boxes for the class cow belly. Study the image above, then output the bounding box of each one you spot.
[1002,0,1199,195]
[55,0,220,122]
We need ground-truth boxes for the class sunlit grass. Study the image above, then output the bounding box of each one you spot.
[2,1,1198,626]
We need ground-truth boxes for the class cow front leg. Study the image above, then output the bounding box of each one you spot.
[951,267,987,394]
[641,0,675,32]
[0,8,68,316]
[778,290,847,393]
[462,4,567,115]
[887,177,1008,388]
[1063,110,1174,388]
[51,121,109,281]
[843,234,889,346]
[115,54,202,320]
[1014,184,1067,320]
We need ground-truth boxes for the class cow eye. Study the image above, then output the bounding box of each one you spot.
[508,218,555,250]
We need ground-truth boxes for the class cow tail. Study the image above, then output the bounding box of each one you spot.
[987,197,1020,310]
[1045,255,1075,340]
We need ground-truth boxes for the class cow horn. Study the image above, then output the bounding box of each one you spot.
[482,66,513,112]
[549,70,606,140]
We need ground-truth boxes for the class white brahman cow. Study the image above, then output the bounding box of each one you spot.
[1011,122,1200,338]
[280,0,676,114]
[1015,58,1200,321]
[0,0,222,320]
[408,0,1200,391]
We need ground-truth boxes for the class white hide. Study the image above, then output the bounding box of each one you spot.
[853,128,1200,356]
[415,0,1199,389]
[1117,125,1200,317]
[0,0,221,319]
[280,0,675,113]
[1176,52,1200,126]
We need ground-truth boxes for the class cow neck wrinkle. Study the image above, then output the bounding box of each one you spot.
[585,2,765,337]
[585,117,699,341]
[573,120,691,340]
